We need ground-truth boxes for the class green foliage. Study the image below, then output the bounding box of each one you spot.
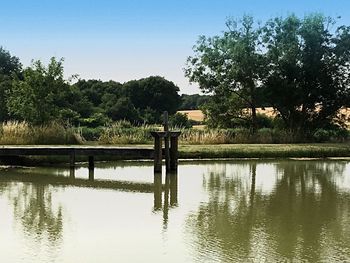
[7,58,75,124]
[0,46,22,76]
[79,126,104,141]
[255,114,273,129]
[73,76,181,125]
[185,15,266,129]
[105,97,140,123]
[179,94,210,110]
[123,76,181,121]
[99,121,158,144]
[0,47,22,121]
[312,128,349,142]
[263,14,350,131]
[169,113,192,128]
[186,14,350,132]
[80,112,112,128]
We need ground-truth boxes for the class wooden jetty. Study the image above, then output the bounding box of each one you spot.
[0,144,179,172]
[0,112,181,173]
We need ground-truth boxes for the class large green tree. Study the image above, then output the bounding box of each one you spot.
[185,16,266,129]
[0,47,22,121]
[7,58,74,124]
[186,14,350,132]
[263,14,350,131]
[123,76,181,121]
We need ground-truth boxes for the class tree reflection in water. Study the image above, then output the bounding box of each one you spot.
[187,161,350,262]
[0,180,63,255]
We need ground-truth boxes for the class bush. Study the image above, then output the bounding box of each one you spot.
[169,113,192,128]
[313,128,349,142]
[256,114,273,129]
[79,126,104,141]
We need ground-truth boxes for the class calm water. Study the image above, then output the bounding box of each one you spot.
[1,160,350,262]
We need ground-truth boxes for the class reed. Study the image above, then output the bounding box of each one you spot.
[98,121,160,144]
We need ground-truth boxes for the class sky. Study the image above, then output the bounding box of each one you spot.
[1,0,349,94]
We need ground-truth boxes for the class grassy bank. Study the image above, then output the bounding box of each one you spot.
[178,144,350,159]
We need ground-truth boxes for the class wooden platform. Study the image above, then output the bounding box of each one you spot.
[0,145,153,157]
[0,145,155,171]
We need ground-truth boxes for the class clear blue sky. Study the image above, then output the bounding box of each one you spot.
[1,0,349,94]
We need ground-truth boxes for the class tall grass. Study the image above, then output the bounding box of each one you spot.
[98,121,160,144]
[97,122,308,145]
[179,128,301,144]
[0,121,82,145]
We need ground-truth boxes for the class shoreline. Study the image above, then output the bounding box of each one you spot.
[0,143,350,166]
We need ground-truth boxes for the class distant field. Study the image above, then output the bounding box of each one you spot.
[177,110,205,122]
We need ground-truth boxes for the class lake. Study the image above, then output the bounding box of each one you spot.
[0,159,350,262]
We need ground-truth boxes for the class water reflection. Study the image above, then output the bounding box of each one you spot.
[0,161,350,262]
[153,172,178,230]
[0,166,179,246]
[187,161,350,262]
[0,180,63,254]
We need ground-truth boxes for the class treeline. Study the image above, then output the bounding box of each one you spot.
[0,49,191,127]
[179,94,210,110]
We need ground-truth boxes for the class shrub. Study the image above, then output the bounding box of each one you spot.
[313,128,349,142]
[169,113,192,128]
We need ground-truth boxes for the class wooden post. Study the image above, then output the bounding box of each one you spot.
[170,133,180,171]
[69,167,75,179]
[151,132,163,173]
[163,111,170,172]
[88,156,94,170]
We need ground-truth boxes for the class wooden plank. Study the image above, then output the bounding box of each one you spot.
[0,146,153,158]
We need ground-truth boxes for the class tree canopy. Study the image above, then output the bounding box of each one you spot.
[263,14,350,130]
[186,14,350,132]
[185,15,266,129]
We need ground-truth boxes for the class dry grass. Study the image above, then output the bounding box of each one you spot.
[0,121,82,145]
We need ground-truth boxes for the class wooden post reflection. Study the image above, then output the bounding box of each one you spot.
[163,173,170,225]
[170,172,178,206]
[69,167,75,179]
[153,173,162,211]
[88,167,94,181]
